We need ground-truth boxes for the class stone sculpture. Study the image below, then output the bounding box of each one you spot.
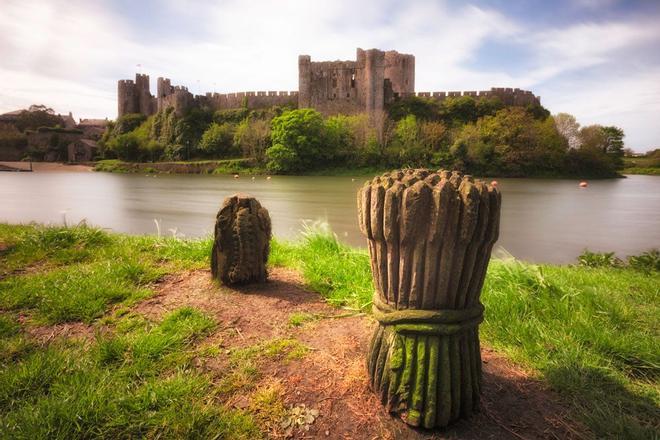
[358,169,501,429]
[211,194,272,285]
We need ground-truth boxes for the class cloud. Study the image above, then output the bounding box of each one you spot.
[0,0,658,150]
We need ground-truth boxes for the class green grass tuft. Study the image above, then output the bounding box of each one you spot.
[0,260,164,324]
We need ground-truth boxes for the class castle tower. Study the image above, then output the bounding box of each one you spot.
[117,80,138,118]
[135,74,153,115]
[157,77,172,98]
[363,49,385,115]
[384,51,415,98]
[298,55,311,108]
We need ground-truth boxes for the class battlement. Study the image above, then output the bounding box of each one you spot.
[405,87,540,106]
[117,48,540,119]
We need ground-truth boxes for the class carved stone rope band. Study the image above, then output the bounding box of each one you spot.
[372,295,484,335]
[359,169,501,429]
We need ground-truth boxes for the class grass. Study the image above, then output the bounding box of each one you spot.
[94,158,262,175]
[1,223,658,438]
[0,307,259,439]
[623,156,660,175]
[269,227,659,439]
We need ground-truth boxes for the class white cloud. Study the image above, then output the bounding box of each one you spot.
[0,0,658,150]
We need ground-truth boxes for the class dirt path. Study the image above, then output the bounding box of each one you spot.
[128,267,589,439]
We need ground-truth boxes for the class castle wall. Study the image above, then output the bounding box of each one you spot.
[199,91,298,111]
[118,48,539,120]
[384,50,415,97]
[409,87,540,106]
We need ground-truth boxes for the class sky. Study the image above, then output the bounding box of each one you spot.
[1,0,658,152]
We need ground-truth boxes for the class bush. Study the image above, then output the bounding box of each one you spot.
[233,119,270,163]
[107,132,142,161]
[266,109,326,173]
[265,144,298,173]
[577,250,623,268]
[627,249,659,272]
[199,123,235,157]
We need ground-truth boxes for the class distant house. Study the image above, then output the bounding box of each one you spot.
[77,118,109,140]
[60,112,77,129]
[0,109,24,124]
[67,138,98,162]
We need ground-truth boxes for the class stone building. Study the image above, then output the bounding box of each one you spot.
[67,138,98,162]
[298,48,415,115]
[117,48,540,119]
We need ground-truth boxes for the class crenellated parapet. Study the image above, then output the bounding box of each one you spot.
[407,87,540,106]
[117,48,540,120]
[117,74,156,118]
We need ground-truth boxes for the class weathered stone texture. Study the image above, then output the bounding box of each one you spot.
[117,48,540,119]
[211,194,272,285]
[358,169,501,429]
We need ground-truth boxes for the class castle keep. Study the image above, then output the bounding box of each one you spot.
[118,48,540,119]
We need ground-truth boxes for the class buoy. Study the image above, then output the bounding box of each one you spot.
[351,178,355,182]
[233,174,239,179]
[266,176,272,180]
[579,181,588,188]
[490,180,498,188]
[251,176,255,181]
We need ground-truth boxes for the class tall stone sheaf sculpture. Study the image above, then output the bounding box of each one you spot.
[358,169,501,429]
[211,194,272,285]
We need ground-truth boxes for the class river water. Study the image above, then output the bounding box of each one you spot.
[1,171,658,263]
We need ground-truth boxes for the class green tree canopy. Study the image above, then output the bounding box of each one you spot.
[267,109,326,172]
[199,122,235,156]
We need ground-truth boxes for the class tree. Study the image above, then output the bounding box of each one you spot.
[112,113,146,135]
[265,144,298,173]
[324,115,353,162]
[578,125,606,151]
[440,96,479,127]
[419,120,448,151]
[199,122,235,156]
[553,113,581,149]
[267,109,326,172]
[601,126,625,170]
[233,118,270,162]
[387,96,441,121]
[107,132,142,161]
[15,107,63,132]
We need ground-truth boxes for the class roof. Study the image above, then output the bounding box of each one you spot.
[1,109,25,116]
[77,119,108,127]
[79,139,99,148]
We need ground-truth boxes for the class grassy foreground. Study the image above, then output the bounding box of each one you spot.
[0,224,658,438]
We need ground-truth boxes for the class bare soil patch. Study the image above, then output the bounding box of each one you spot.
[136,267,589,439]
[24,319,96,343]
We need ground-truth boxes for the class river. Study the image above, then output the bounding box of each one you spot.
[1,171,658,263]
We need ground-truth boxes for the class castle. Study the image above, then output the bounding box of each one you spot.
[117,48,540,119]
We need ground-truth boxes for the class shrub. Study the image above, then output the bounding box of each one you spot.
[577,250,623,268]
[627,249,659,272]
[266,109,326,173]
[199,123,235,157]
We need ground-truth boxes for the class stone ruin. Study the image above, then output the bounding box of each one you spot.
[358,169,501,428]
[211,194,272,285]
[118,48,540,119]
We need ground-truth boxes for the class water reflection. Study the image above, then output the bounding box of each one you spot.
[1,172,658,263]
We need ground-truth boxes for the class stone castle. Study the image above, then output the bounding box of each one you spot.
[118,48,540,119]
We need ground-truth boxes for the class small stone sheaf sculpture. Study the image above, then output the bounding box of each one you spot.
[358,169,501,429]
[211,194,272,285]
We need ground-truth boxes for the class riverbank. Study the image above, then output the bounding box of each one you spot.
[0,161,93,172]
[623,156,660,175]
[93,159,387,177]
[1,223,657,438]
[93,159,631,179]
